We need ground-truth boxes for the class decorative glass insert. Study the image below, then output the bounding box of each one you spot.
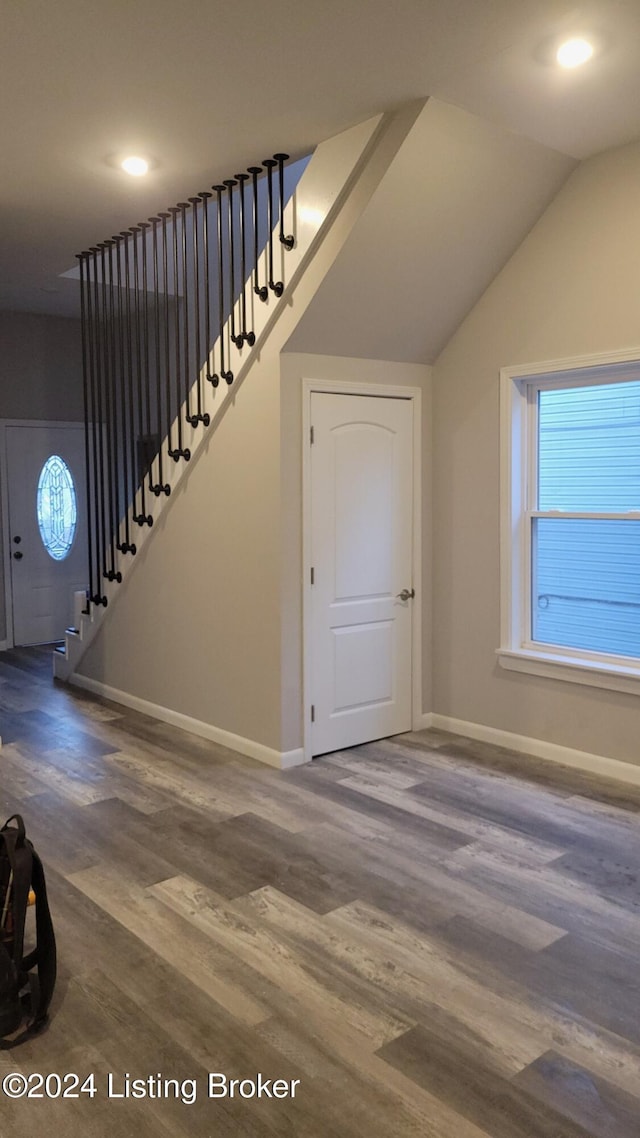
[36,455,77,561]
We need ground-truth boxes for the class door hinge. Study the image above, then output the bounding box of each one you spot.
[311,705,315,722]
[310,567,315,585]
[310,425,314,444]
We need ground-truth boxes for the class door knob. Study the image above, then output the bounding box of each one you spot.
[397,588,415,601]
[13,551,23,560]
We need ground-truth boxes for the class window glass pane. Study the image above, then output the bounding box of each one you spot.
[538,380,640,511]
[532,518,640,658]
[36,455,77,561]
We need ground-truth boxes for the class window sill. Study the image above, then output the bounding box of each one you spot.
[497,647,640,696]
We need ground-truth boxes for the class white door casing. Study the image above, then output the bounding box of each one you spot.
[307,390,416,756]
[3,424,88,646]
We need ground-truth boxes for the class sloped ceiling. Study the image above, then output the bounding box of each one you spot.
[286,100,576,364]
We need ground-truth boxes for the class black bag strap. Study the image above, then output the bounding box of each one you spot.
[1,816,26,844]
[0,818,32,970]
[21,850,56,1028]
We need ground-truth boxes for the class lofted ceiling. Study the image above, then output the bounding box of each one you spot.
[286,99,576,364]
[2,0,640,322]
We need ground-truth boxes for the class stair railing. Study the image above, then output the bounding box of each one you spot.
[76,154,294,609]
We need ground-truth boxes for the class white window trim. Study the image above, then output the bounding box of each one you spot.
[498,348,640,696]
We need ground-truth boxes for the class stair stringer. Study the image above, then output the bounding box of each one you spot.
[53,100,427,725]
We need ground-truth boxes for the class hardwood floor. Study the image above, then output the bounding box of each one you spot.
[1,646,639,1136]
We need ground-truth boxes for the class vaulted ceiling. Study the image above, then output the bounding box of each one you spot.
[3,0,640,331]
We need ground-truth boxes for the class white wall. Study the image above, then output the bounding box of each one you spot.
[77,345,285,748]
[280,352,431,752]
[431,138,640,768]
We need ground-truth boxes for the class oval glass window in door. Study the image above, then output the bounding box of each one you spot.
[36,455,78,560]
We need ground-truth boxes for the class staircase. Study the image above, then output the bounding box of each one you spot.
[53,102,426,710]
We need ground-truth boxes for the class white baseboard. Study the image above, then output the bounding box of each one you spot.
[68,672,307,771]
[425,712,640,788]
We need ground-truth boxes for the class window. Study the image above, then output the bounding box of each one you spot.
[36,455,77,561]
[499,355,640,693]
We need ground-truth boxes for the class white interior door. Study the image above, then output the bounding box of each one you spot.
[309,392,414,756]
[5,424,88,646]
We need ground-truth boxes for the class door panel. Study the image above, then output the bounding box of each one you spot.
[310,392,414,755]
[6,425,88,645]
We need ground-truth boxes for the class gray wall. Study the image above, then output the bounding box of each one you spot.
[0,311,83,421]
[431,138,640,768]
[0,311,83,643]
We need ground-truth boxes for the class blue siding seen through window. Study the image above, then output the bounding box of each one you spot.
[533,381,640,658]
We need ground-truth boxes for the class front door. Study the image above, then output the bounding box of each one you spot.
[5,424,88,646]
[309,392,414,756]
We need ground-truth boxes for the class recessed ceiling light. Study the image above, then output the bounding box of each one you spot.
[556,38,594,68]
[121,156,149,177]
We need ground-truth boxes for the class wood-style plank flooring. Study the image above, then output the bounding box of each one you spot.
[1,646,640,1136]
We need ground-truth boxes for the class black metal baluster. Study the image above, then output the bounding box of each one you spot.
[168,207,190,459]
[178,202,193,423]
[262,158,284,297]
[107,239,123,568]
[274,153,295,249]
[149,216,170,495]
[95,243,112,578]
[100,242,121,582]
[137,220,155,498]
[200,191,214,381]
[188,196,210,426]
[211,185,233,385]
[89,248,108,604]
[77,253,96,607]
[113,235,133,554]
[158,212,175,467]
[131,226,152,527]
[89,248,108,595]
[234,172,254,347]
[121,231,138,552]
[248,166,268,302]
[224,179,242,349]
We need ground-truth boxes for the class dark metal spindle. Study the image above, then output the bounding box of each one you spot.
[106,240,123,567]
[248,166,268,302]
[188,196,210,426]
[200,191,214,381]
[158,212,175,465]
[178,203,193,422]
[274,153,294,249]
[149,217,170,495]
[121,231,138,551]
[77,254,96,606]
[131,226,152,527]
[168,207,190,459]
[137,220,154,498]
[262,159,284,297]
[100,243,120,582]
[224,179,241,348]
[234,173,254,347]
[113,235,133,553]
[211,185,233,384]
[89,249,108,593]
